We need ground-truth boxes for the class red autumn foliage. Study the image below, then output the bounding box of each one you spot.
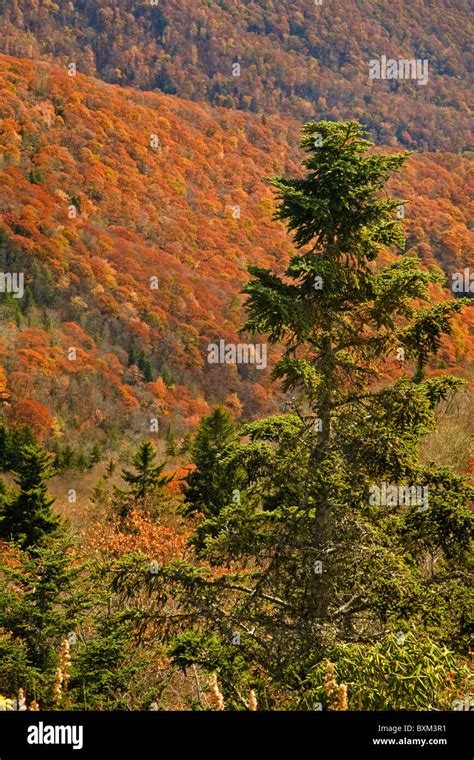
[8,399,53,439]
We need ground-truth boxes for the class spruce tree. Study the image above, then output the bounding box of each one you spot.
[165,424,178,457]
[0,444,60,548]
[0,535,84,693]
[54,443,75,471]
[75,449,89,472]
[137,350,154,382]
[183,407,239,519]
[114,442,172,518]
[171,122,473,707]
[4,424,36,471]
[88,442,103,467]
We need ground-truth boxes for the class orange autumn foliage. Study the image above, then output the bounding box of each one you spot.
[0,54,471,446]
[0,366,9,404]
[89,510,190,563]
[8,399,53,439]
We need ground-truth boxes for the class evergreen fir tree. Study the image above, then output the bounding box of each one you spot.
[171,121,473,704]
[137,350,154,382]
[183,407,239,519]
[5,424,37,471]
[114,442,172,518]
[128,346,138,367]
[0,536,84,684]
[88,442,103,467]
[54,443,76,471]
[0,444,60,548]
[75,449,88,472]
[165,424,178,457]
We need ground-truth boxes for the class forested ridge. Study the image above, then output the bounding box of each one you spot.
[0,0,472,150]
[0,1,472,715]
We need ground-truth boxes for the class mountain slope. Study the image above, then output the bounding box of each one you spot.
[0,0,472,151]
[0,54,472,448]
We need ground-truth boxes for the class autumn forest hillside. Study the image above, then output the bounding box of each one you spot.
[0,1,473,719]
[0,54,473,452]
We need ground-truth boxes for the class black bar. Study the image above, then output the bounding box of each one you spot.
[0,711,471,758]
